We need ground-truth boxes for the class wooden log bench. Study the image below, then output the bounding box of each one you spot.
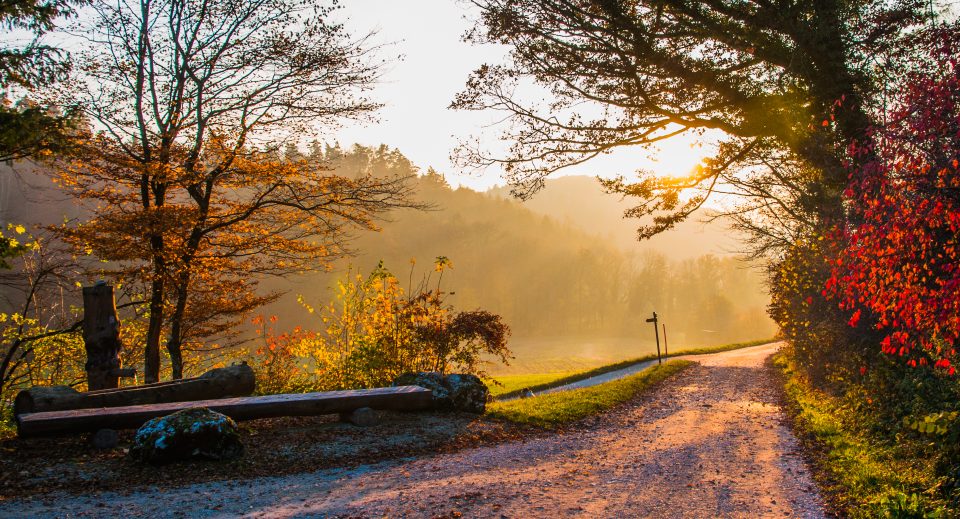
[14,363,255,416]
[16,385,433,438]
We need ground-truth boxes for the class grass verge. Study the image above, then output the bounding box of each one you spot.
[773,351,949,517]
[492,337,774,400]
[486,359,693,428]
[486,372,576,397]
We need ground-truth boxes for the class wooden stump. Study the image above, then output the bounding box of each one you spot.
[82,283,123,391]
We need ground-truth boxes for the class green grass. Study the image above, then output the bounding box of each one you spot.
[486,359,694,428]
[486,372,576,397]
[492,337,774,400]
[774,351,948,518]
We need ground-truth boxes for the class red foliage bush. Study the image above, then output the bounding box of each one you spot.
[827,28,960,372]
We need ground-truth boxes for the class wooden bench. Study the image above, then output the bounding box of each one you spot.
[16,385,433,438]
[14,363,255,415]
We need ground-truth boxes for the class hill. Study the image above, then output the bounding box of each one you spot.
[488,175,741,260]
[265,145,775,371]
[1,145,776,373]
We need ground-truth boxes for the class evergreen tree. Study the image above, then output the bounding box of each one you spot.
[0,0,84,163]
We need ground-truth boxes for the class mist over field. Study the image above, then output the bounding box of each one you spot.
[0,143,775,376]
[264,145,777,373]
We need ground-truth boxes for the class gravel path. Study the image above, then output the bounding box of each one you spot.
[1,342,826,518]
[535,344,767,397]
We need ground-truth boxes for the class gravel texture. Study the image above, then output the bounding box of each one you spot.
[0,342,826,518]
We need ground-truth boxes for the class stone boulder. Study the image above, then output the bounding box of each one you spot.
[445,374,489,414]
[392,372,490,413]
[340,407,379,427]
[129,407,243,464]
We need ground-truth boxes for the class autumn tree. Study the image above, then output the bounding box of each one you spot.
[0,228,85,404]
[55,0,419,381]
[826,27,960,371]
[453,0,932,254]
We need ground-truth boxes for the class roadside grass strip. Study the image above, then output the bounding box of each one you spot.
[774,352,949,518]
[486,359,694,428]
[486,372,576,397]
[492,338,773,400]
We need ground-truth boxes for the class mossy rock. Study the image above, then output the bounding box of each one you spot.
[445,374,489,414]
[392,372,489,413]
[129,407,243,465]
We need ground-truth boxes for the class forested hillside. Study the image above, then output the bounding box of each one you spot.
[267,144,774,348]
[1,144,775,378]
[488,176,739,260]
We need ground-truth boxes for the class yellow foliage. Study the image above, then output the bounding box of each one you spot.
[251,261,511,393]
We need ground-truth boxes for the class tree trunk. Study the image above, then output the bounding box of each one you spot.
[144,244,165,383]
[13,363,255,415]
[166,192,209,380]
[166,337,184,380]
[165,275,191,380]
[82,283,123,391]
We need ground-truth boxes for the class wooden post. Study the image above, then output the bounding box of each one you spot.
[662,323,669,357]
[82,282,123,391]
[646,311,661,365]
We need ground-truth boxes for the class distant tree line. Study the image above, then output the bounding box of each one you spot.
[269,143,775,346]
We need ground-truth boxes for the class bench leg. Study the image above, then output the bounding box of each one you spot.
[339,407,378,427]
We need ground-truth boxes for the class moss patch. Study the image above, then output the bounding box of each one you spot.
[129,407,243,465]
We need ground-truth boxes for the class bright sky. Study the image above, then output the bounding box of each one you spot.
[332,1,716,191]
[15,1,959,193]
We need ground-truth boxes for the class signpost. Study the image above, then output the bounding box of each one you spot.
[646,312,662,365]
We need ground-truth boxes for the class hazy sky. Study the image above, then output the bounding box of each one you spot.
[333,1,716,191]
[22,1,959,193]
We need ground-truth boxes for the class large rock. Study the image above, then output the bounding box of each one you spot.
[445,374,489,414]
[392,372,489,413]
[129,407,242,464]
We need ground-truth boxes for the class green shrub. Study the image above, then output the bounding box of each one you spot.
[776,349,951,517]
[251,259,512,393]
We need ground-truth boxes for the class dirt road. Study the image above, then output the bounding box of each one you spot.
[1,342,826,518]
